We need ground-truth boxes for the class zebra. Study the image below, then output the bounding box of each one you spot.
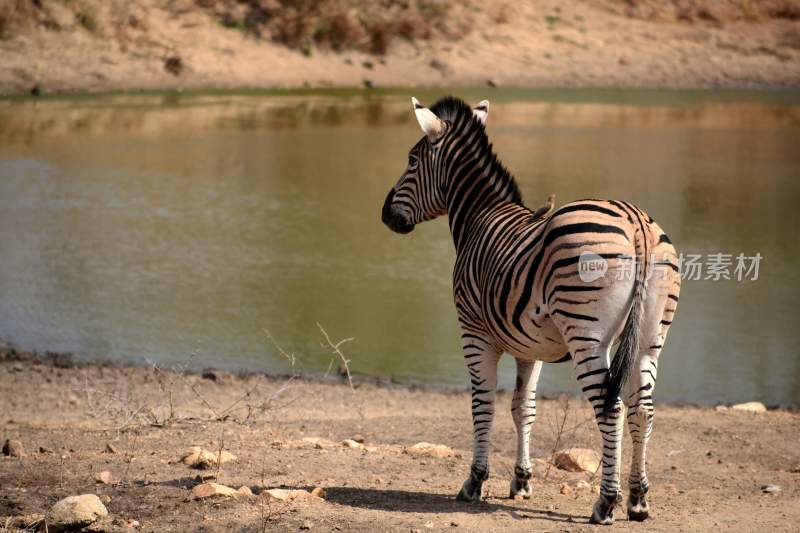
[381,96,680,525]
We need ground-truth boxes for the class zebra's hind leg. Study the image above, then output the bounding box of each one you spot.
[624,349,661,521]
[509,359,543,499]
[569,343,625,525]
[456,335,501,503]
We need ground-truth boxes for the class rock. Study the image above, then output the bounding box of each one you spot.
[559,483,573,496]
[299,437,336,449]
[351,434,365,444]
[191,482,240,499]
[714,405,729,412]
[486,79,498,87]
[761,484,781,494]
[49,494,108,531]
[39,445,53,454]
[238,485,253,496]
[260,488,315,502]
[732,402,767,413]
[180,446,237,469]
[575,479,592,491]
[553,448,601,473]
[404,442,455,458]
[300,521,313,530]
[341,439,365,450]
[429,58,449,74]
[95,470,118,485]
[3,439,25,458]
[363,79,374,89]
[164,56,183,76]
[99,494,112,503]
[311,487,325,499]
[104,443,118,454]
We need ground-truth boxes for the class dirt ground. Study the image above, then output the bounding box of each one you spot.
[1,0,800,95]
[1,351,799,532]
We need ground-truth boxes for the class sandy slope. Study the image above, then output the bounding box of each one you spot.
[1,0,799,95]
[1,353,798,532]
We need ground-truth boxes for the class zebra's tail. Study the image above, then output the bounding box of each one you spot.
[602,246,647,418]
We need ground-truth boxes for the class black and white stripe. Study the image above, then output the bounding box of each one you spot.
[382,96,680,525]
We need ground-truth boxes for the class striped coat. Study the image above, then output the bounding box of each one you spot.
[382,96,680,525]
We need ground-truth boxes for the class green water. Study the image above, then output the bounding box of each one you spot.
[1,89,799,405]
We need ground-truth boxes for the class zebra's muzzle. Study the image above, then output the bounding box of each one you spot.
[382,190,415,234]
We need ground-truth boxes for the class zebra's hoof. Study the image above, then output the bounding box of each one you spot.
[589,492,621,525]
[509,467,533,499]
[627,488,650,521]
[456,477,483,502]
[509,479,532,500]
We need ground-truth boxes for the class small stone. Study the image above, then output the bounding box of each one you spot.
[105,443,118,454]
[761,484,781,494]
[180,446,237,468]
[95,470,118,485]
[553,448,601,473]
[260,488,314,501]
[191,482,240,499]
[2,439,25,458]
[450,522,459,527]
[39,446,53,454]
[300,437,335,450]
[238,485,253,496]
[351,434,365,444]
[341,439,365,450]
[732,402,767,413]
[559,483,573,496]
[49,494,108,530]
[311,487,325,498]
[363,79,374,89]
[575,480,592,491]
[429,58,449,73]
[126,519,141,528]
[300,521,313,530]
[99,494,112,503]
[714,405,729,412]
[404,442,455,458]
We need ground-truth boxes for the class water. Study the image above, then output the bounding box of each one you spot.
[1,89,799,406]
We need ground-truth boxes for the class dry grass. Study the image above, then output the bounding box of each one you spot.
[197,0,466,55]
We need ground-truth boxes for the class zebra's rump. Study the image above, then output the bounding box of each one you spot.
[457,198,679,360]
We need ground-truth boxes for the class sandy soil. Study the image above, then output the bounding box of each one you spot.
[1,350,799,532]
[1,0,799,96]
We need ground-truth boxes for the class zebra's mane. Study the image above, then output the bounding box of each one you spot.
[429,96,523,206]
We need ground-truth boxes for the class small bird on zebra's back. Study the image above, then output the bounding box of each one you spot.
[381,96,680,525]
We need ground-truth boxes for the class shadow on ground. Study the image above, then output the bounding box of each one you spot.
[324,486,588,524]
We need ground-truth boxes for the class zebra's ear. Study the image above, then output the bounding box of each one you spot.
[412,97,445,140]
[473,100,489,125]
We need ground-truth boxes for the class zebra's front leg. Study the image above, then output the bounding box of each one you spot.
[509,359,542,499]
[456,335,501,503]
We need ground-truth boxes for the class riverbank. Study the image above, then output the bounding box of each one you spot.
[1,0,799,96]
[1,349,799,532]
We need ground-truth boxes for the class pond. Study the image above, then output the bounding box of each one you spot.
[1,88,798,406]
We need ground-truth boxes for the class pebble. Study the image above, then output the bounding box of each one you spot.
[761,484,781,494]
[49,494,108,530]
[2,439,25,458]
[191,482,240,499]
[404,442,455,458]
[732,402,767,413]
[180,446,237,469]
[95,470,118,485]
[559,483,573,496]
[105,443,118,454]
[553,448,601,473]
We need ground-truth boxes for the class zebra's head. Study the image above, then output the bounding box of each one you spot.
[381,96,490,234]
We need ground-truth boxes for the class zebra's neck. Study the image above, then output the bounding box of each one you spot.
[445,133,522,250]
